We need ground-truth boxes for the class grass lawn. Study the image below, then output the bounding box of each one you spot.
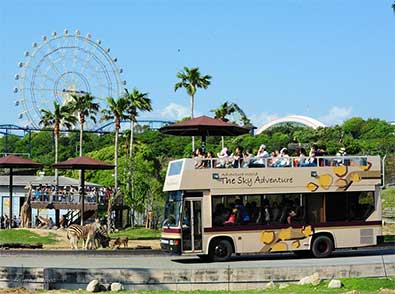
[110,226,161,240]
[382,187,395,209]
[118,278,395,293]
[0,229,58,245]
[1,277,394,293]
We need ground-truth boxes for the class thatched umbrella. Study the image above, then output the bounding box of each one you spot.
[0,155,42,228]
[53,156,114,225]
[159,115,251,152]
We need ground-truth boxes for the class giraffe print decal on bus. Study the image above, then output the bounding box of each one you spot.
[259,225,314,252]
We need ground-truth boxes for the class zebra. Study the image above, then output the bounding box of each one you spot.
[66,219,101,250]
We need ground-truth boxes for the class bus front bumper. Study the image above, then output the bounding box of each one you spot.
[160,238,181,254]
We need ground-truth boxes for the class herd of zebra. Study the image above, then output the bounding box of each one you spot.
[66,219,111,250]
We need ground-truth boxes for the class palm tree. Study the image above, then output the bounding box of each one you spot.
[123,88,152,227]
[174,66,212,150]
[211,101,236,148]
[123,88,152,158]
[101,96,129,190]
[211,101,235,122]
[69,93,100,156]
[39,101,77,191]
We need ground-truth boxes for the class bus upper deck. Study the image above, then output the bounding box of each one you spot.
[164,155,382,194]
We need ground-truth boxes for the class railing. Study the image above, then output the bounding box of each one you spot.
[192,155,370,169]
[31,192,98,204]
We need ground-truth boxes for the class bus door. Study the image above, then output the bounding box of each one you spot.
[182,197,203,253]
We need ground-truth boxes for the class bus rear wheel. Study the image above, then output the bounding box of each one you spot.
[311,235,334,258]
[209,239,233,262]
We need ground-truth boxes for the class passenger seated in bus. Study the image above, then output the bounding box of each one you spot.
[232,146,244,168]
[287,209,297,224]
[279,198,291,223]
[271,202,281,223]
[235,199,250,224]
[247,201,260,223]
[263,204,271,224]
[224,208,238,225]
[213,203,230,226]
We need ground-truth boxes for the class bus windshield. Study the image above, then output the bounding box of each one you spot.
[163,191,182,227]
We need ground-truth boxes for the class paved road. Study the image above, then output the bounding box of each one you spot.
[0,247,394,269]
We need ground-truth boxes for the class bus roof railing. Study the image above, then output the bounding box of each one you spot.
[191,155,374,169]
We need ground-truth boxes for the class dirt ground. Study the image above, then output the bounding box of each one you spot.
[22,228,160,250]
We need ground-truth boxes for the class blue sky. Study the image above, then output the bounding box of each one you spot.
[1,0,394,129]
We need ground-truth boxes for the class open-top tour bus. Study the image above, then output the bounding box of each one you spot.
[160,155,383,261]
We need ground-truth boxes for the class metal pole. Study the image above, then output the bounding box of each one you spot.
[9,168,13,229]
[5,129,8,155]
[80,169,85,226]
[201,135,207,154]
[28,131,32,158]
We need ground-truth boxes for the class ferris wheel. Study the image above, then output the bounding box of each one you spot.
[14,29,126,129]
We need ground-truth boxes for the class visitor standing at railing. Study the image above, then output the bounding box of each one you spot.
[232,146,244,168]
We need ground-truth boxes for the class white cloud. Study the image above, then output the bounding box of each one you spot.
[319,106,352,125]
[250,112,281,128]
[159,103,191,120]
[139,103,193,121]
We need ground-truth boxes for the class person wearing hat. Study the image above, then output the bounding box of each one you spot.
[250,144,269,167]
[257,144,269,158]
[216,147,230,168]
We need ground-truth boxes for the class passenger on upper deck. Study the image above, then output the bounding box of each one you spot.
[232,146,244,168]
[194,148,206,169]
[216,147,232,168]
[306,144,318,167]
[297,148,308,167]
[206,151,213,168]
[250,144,269,167]
[272,148,290,167]
[242,148,254,168]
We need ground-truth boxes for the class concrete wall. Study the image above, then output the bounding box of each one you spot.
[0,262,394,291]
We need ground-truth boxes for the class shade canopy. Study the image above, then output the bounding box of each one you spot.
[0,155,42,229]
[53,156,114,170]
[159,115,251,137]
[0,155,42,168]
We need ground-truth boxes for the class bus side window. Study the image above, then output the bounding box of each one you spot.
[349,191,374,221]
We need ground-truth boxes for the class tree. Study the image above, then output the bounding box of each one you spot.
[174,66,212,150]
[343,117,366,139]
[211,101,236,148]
[101,96,129,190]
[123,88,152,227]
[211,101,235,122]
[124,88,152,158]
[39,101,77,188]
[69,93,100,156]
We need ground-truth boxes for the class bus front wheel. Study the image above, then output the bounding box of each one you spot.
[311,235,334,258]
[209,239,233,262]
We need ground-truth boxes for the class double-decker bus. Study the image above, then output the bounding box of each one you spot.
[160,155,383,261]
